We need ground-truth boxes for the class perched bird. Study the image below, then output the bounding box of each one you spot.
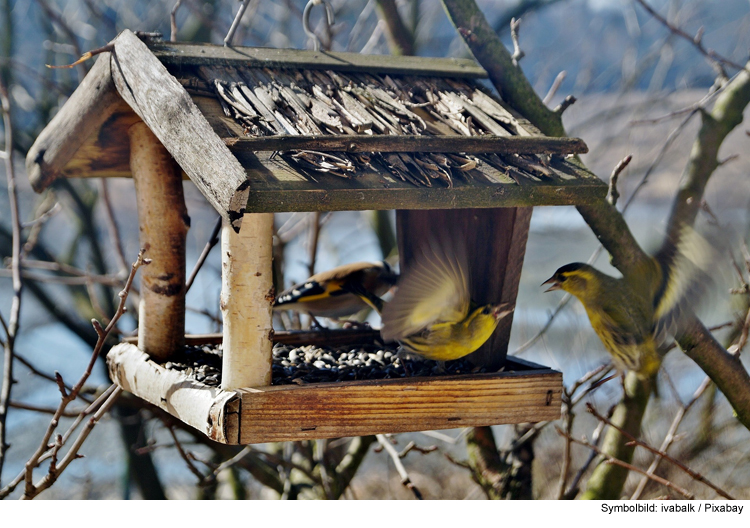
[274,261,397,319]
[542,226,717,378]
[380,238,512,361]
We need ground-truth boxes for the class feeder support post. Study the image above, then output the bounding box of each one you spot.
[129,121,188,362]
[220,213,274,389]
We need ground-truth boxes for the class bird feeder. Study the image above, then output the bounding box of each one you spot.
[26,30,605,444]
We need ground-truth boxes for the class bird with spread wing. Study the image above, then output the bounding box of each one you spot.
[380,238,512,362]
[542,224,720,378]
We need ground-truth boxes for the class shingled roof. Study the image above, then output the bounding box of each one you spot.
[27,30,605,231]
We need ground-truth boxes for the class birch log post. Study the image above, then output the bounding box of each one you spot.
[129,122,188,362]
[220,213,274,389]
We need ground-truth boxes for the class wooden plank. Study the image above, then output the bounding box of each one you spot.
[236,369,562,443]
[130,123,188,362]
[220,214,274,389]
[123,328,383,347]
[107,343,239,444]
[150,42,487,78]
[26,53,125,192]
[396,209,519,370]
[110,30,250,232]
[223,135,588,155]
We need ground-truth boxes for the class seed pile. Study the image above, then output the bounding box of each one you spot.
[164,341,494,387]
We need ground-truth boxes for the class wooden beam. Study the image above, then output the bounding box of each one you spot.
[236,369,561,443]
[110,30,249,232]
[151,42,487,78]
[130,122,188,362]
[123,328,383,347]
[224,135,588,155]
[26,53,124,192]
[397,208,528,370]
[220,213,274,390]
[108,343,239,443]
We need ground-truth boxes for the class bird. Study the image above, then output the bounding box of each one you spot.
[380,237,513,362]
[542,225,718,378]
[273,261,398,319]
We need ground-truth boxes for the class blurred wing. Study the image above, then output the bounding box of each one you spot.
[652,225,722,343]
[381,237,470,341]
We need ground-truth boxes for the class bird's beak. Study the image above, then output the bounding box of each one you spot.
[491,304,514,320]
[541,276,561,292]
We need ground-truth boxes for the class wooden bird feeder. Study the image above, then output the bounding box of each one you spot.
[26,30,606,444]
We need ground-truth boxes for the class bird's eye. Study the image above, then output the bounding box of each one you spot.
[482,307,491,315]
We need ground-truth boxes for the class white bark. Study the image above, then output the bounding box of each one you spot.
[221,213,274,389]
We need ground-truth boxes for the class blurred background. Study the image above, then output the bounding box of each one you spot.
[1,0,750,499]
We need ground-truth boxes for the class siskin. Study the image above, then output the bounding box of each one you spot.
[542,225,718,378]
[274,261,397,319]
[380,238,512,361]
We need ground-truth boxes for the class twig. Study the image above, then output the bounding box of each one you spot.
[8,401,83,417]
[397,441,438,458]
[186,216,222,292]
[542,71,566,106]
[376,434,423,499]
[556,426,695,499]
[33,0,88,81]
[553,95,576,115]
[633,0,746,75]
[14,352,91,403]
[167,426,205,481]
[0,268,124,287]
[0,74,22,486]
[224,0,253,47]
[586,403,734,499]
[171,0,184,42]
[509,17,524,66]
[0,250,148,499]
[307,212,322,277]
[606,154,633,207]
[631,375,713,499]
[562,419,606,499]
[98,180,129,278]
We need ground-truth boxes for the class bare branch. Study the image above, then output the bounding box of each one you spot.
[0,71,22,486]
[556,426,695,499]
[634,0,745,75]
[186,216,222,292]
[376,434,423,499]
[606,155,633,207]
[542,70,566,106]
[224,0,254,47]
[509,17,524,66]
[171,0,184,42]
[587,403,734,499]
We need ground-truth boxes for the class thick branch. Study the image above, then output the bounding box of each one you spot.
[441,0,564,137]
[580,373,654,499]
[376,0,415,56]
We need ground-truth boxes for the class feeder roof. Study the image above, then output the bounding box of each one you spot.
[26,30,605,232]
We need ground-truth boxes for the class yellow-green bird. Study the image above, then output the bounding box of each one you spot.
[542,226,717,378]
[380,239,512,361]
[274,261,397,319]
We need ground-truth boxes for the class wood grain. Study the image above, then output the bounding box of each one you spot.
[110,30,250,231]
[150,41,487,78]
[26,54,125,191]
[224,135,588,155]
[235,369,561,444]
